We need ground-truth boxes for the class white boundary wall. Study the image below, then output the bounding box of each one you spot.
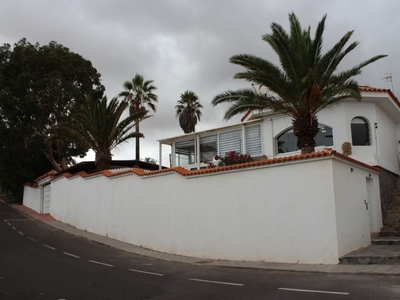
[22,185,40,213]
[50,156,381,264]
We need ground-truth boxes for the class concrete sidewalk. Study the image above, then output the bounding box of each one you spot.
[10,204,400,276]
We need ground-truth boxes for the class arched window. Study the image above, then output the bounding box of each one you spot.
[276,125,334,154]
[351,117,371,146]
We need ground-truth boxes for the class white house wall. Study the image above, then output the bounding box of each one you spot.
[341,101,377,164]
[22,185,40,213]
[50,157,380,264]
[259,100,399,174]
[332,160,381,257]
[374,105,399,172]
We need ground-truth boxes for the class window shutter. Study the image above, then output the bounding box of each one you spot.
[219,129,243,155]
[175,139,195,152]
[200,135,217,144]
[245,124,262,156]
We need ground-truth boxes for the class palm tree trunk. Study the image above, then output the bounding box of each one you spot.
[45,144,62,172]
[57,140,68,169]
[292,114,319,154]
[135,121,140,161]
[95,150,112,171]
[130,101,141,161]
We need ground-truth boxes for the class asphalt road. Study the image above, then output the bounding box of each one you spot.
[1,201,400,300]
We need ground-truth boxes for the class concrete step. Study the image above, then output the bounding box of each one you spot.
[339,256,400,265]
[387,206,400,210]
[383,220,400,226]
[385,213,400,220]
[339,244,400,265]
[380,226,400,230]
[385,216,400,220]
[379,230,400,237]
[372,237,400,245]
[383,225,400,229]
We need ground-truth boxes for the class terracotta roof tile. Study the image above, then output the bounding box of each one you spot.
[24,182,38,188]
[101,170,113,177]
[359,85,400,108]
[107,169,133,177]
[240,110,252,122]
[34,170,57,182]
[47,148,379,181]
[241,86,398,121]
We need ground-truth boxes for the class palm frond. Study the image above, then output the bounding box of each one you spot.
[175,90,203,133]
[212,12,386,153]
[46,95,148,170]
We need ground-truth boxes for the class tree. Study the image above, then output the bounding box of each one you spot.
[119,74,158,160]
[143,157,157,164]
[212,13,386,154]
[175,90,203,134]
[0,38,104,202]
[47,96,149,171]
[0,121,53,203]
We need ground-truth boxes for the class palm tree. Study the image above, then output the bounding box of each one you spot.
[175,90,203,134]
[119,74,158,160]
[212,13,386,154]
[46,96,148,171]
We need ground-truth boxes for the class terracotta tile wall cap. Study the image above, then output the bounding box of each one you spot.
[24,183,39,188]
[48,148,379,181]
[34,170,57,182]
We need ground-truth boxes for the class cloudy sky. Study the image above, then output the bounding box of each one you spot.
[0,0,397,166]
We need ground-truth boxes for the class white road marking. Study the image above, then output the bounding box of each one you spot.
[17,231,24,236]
[63,252,80,259]
[88,260,114,267]
[27,237,36,242]
[11,226,16,230]
[128,269,164,277]
[189,278,244,286]
[42,244,56,250]
[278,287,349,295]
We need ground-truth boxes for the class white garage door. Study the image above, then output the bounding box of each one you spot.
[43,184,51,214]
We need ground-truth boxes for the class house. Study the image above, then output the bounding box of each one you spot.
[158,86,400,216]
[22,86,397,264]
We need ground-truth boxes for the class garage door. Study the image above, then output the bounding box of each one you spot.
[43,184,51,214]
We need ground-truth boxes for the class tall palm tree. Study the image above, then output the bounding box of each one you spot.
[46,96,148,170]
[212,13,386,154]
[119,74,158,160]
[175,90,203,134]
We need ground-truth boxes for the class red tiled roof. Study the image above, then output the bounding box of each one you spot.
[240,110,252,122]
[24,182,39,188]
[49,148,379,180]
[241,86,399,121]
[34,170,57,182]
[359,86,392,93]
[355,86,399,109]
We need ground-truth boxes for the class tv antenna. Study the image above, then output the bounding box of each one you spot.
[382,72,395,94]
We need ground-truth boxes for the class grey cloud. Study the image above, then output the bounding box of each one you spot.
[0,0,396,165]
